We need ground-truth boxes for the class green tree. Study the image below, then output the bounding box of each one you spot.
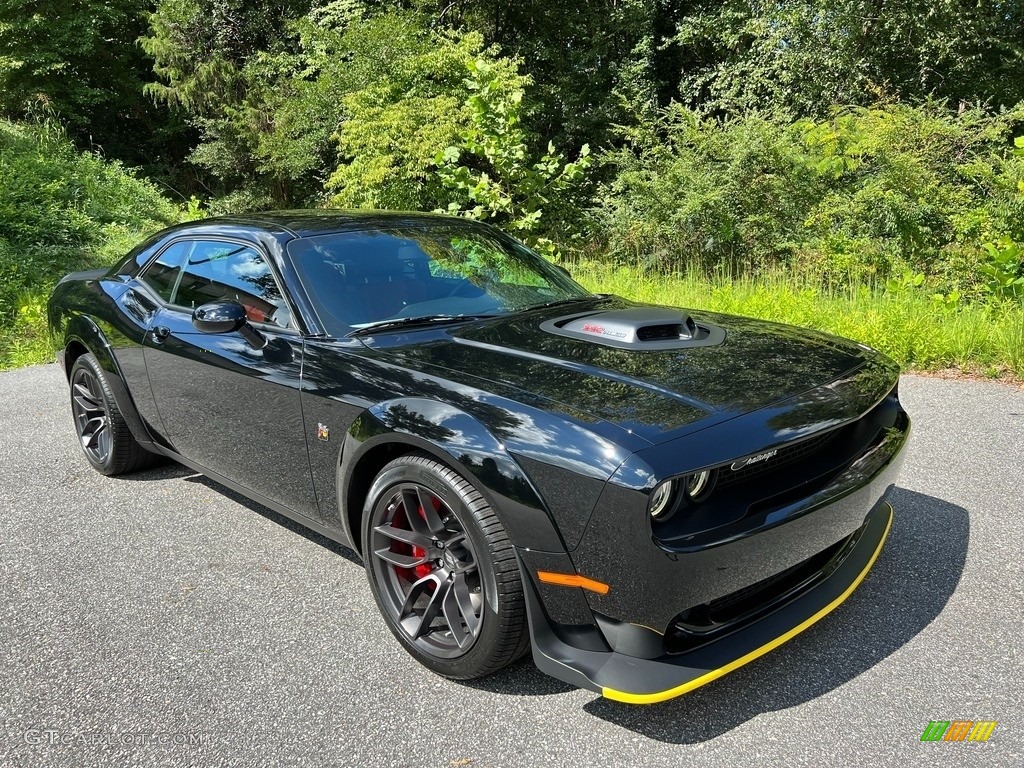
[435,58,592,252]
[141,0,321,205]
[670,0,1024,118]
[0,0,189,171]
[426,0,685,152]
[325,12,522,212]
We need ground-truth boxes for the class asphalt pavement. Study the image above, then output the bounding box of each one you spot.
[1,364,1021,767]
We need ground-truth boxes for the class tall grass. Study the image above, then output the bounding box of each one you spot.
[571,261,1024,379]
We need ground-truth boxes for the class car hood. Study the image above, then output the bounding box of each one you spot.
[367,297,881,444]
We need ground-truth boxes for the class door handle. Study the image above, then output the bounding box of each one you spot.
[150,325,170,343]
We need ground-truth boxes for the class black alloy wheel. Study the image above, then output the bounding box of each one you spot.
[363,453,529,679]
[68,353,155,476]
[371,482,484,657]
[71,364,112,466]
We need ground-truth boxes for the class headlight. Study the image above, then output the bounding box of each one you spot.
[684,470,711,500]
[650,470,714,520]
[648,480,676,518]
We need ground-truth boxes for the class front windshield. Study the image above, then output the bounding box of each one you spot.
[287,225,591,336]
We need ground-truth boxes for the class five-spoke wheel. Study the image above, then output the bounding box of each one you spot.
[370,483,484,657]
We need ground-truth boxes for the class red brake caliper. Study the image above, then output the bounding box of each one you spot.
[410,499,435,580]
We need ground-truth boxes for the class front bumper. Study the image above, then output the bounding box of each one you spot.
[573,394,909,633]
[522,500,893,704]
[515,362,908,702]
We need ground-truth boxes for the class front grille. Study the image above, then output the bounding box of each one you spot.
[652,389,902,548]
[716,428,840,489]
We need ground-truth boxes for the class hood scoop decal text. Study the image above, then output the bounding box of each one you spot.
[540,307,726,350]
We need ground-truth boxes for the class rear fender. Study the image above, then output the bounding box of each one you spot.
[62,314,157,449]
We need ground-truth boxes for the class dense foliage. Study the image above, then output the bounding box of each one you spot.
[0,0,194,175]
[1,0,1023,372]
[671,0,1024,117]
[0,119,181,366]
[600,104,1024,294]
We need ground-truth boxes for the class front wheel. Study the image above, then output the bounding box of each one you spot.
[362,453,529,679]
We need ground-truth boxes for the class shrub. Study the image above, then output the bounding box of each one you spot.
[794,104,1024,291]
[0,118,180,368]
[595,102,1024,293]
[598,105,819,273]
[434,57,593,255]
[325,12,593,253]
[325,13,499,212]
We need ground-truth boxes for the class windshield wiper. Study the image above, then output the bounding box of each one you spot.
[518,295,610,313]
[346,314,497,337]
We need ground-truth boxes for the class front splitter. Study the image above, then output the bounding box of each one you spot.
[522,501,893,704]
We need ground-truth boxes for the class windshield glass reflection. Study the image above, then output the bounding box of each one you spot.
[287,226,589,336]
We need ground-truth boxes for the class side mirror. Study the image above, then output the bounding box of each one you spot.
[192,301,246,334]
[192,301,267,349]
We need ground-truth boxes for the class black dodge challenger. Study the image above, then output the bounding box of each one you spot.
[48,211,909,703]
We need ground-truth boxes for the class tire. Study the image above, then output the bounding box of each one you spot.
[362,452,529,680]
[69,353,156,476]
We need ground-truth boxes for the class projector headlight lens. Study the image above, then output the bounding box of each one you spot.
[648,480,676,519]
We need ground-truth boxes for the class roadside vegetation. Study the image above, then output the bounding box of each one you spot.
[0,1,1022,377]
[0,118,184,367]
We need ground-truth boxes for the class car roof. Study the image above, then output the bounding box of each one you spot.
[199,209,479,239]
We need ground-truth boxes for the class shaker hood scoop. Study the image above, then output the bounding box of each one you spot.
[540,307,726,350]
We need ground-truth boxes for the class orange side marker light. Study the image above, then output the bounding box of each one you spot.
[537,571,610,595]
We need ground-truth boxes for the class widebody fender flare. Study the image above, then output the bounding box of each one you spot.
[337,397,569,554]
[61,314,157,449]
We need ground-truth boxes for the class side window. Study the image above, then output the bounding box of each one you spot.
[139,241,191,302]
[174,240,290,328]
[114,231,166,279]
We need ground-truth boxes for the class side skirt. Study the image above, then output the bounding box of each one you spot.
[149,446,358,555]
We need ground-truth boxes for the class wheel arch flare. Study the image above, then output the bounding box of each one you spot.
[338,397,569,555]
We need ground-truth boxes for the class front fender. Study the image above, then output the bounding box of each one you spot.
[339,397,568,553]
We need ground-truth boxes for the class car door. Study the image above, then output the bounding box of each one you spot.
[139,237,317,517]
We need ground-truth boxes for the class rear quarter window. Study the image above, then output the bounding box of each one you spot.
[138,241,191,303]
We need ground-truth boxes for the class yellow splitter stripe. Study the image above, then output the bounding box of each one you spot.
[603,504,893,704]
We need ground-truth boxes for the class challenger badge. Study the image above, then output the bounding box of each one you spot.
[317,423,330,441]
[731,448,778,471]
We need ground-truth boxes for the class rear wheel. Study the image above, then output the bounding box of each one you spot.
[362,453,529,679]
[69,353,156,476]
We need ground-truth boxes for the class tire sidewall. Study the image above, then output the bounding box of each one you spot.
[361,457,505,679]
